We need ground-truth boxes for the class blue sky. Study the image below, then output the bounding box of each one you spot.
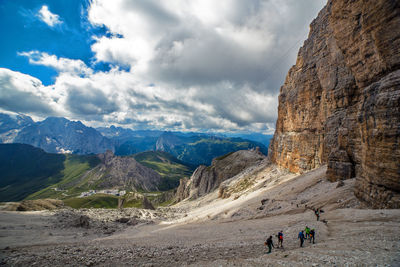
[0,0,325,133]
[0,0,108,85]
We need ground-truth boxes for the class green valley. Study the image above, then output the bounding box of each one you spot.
[133,151,195,191]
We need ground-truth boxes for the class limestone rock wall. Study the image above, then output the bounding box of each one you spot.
[269,0,400,208]
[175,149,265,201]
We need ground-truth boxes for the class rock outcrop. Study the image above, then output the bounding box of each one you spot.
[175,149,266,201]
[95,151,163,192]
[269,0,400,208]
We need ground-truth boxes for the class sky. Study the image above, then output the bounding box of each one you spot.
[0,0,325,133]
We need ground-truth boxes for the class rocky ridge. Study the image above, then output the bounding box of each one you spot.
[92,151,163,192]
[175,149,266,202]
[269,0,400,208]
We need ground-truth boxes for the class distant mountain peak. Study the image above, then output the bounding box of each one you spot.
[10,116,114,154]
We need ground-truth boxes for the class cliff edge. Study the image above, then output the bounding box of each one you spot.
[269,0,400,208]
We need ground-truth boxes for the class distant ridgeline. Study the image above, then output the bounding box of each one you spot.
[0,143,193,202]
[0,113,271,166]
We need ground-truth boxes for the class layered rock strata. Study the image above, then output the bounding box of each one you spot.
[175,149,265,202]
[269,0,400,208]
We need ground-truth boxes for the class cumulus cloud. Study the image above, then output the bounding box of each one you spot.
[0,68,58,116]
[88,0,324,91]
[18,51,93,76]
[84,0,325,132]
[37,5,62,27]
[0,0,326,133]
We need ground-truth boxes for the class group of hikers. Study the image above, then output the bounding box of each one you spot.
[264,226,316,254]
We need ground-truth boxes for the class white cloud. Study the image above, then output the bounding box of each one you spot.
[18,51,93,76]
[0,68,60,116]
[87,0,325,90]
[37,5,62,27]
[0,0,326,133]
[0,64,278,132]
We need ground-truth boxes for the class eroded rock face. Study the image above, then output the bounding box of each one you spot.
[95,150,163,192]
[269,0,400,208]
[175,149,266,201]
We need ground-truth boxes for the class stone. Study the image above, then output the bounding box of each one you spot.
[127,219,139,226]
[75,215,90,228]
[115,218,130,223]
[336,180,345,188]
[268,0,400,208]
[142,197,155,210]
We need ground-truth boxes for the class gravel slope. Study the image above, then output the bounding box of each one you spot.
[1,165,399,266]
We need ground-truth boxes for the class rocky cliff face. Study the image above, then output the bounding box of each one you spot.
[175,149,266,201]
[269,0,400,208]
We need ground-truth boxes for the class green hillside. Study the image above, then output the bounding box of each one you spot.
[0,144,66,201]
[0,144,191,203]
[27,154,101,200]
[133,151,195,190]
[63,194,119,209]
[0,144,101,202]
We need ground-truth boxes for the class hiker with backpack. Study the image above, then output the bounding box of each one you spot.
[298,230,305,247]
[310,229,315,244]
[314,209,320,221]
[304,226,310,239]
[264,235,274,254]
[277,231,284,248]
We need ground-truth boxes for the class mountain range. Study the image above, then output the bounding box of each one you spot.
[0,143,193,202]
[155,132,267,165]
[0,113,271,165]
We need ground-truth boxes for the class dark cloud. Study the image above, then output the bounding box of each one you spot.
[122,0,179,27]
[65,85,119,116]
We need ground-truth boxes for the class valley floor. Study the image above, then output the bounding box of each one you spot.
[1,165,400,266]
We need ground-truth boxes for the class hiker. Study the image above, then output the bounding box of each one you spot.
[277,231,284,248]
[304,226,310,239]
[264,235,274,254]
[310,229,315,244]
[314,209,320,221]
[298,231,305,247]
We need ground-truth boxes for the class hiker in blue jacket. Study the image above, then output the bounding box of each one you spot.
[298,230,305,247]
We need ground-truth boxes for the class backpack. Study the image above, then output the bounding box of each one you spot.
[278,232,283,240]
